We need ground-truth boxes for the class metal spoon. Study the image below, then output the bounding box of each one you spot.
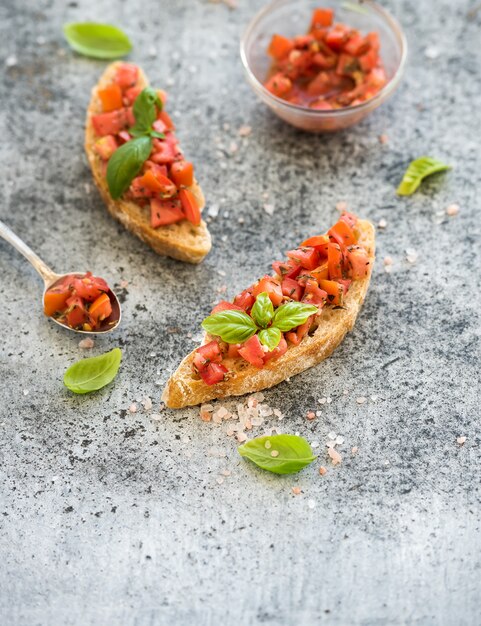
[0,219,121,334]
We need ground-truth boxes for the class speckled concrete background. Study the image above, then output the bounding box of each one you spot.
[0,0,480,624]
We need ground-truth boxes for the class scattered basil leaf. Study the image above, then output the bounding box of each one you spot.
[149,131,166,139]
[341,2,369,15]
[238,434,317,475]
[106,136,152,199]
[258,327,281,352]
[202,310,258,344]
[272,301,318,332]
[397,157,451,196]
[129,87,163,137]
[63,23,132,59]
[250,292,274,329]
[64,348,122,394]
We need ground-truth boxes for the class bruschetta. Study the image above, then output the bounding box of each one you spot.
[162,213,375,408]
[85,62,211,264]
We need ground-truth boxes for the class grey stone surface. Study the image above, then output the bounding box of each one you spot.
[0,0,480,624]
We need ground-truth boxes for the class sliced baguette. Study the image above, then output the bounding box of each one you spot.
[85,62,211,264]
[162,219,375,408]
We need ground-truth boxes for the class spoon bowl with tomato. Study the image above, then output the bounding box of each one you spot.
[0,220,121,334]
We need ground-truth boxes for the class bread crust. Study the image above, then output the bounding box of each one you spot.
[162,219,375,408]
[85,62,211,264]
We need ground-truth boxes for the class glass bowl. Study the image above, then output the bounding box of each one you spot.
[240,0,407,132]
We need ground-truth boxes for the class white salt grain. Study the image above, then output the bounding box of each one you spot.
[457,436,467,445]
[378,218,387,229]
[328,431,337,440]
[79,338,94,349]
[335,436,345,445]
[307,499,316,509]
[356,396,367,404]
[446,203,460,217]
[150,414,162,421]
[238,125,252,137]
[263,203,275,216]
[142,397,153,411]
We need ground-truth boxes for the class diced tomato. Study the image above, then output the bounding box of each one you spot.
[124,85,143,105]
[293,34,315,49]
[336,53,358,75]
[343,32,369,57]
[170,161,194,188]
[152,119,167,134]
[65,296,90,329]
[44,285,71,317]
[311,8,334,29]
[210,301,244,315]
[264,72,292,97]
[151,140,176,164]
[125,106,136,127]
[345,245,370,279]
[93,135,118,160]
[143,161,167,177]
[194,341,222,372]
[138,169,177,196]
[238,335,265,369]
[286,316,314,345]
[359,47,378,72]
[227,344,242,359]
[366,32,380,52]
[300,234,329,256]
[198,362,228,385]
[312,52,337,69]
[287,247,321,271]
[117,130,131,144]
[272,259,302,280]
[92,109,128,136]
[366,67,387,87]
[310,262,329,282]
[233,289,255,311]
[319,279,344,306]
[263,335,288,363]
[150,198,184,228]
[252,276,283,307]
[336,278,352,294]
[130,177,155,198]
[339,211,357,229]
[157,89,168,106]
[268,34,294,60]
[328,220,356,247]
[179,189,201,226]
[302,279,327,306]
[115,64,139,89]
[281,277,302,301]
[328,243,344,280]
[89,293,112,325]
[309,99,334,111]
[98,83,123,112]
[72,273,109,302]
[157,109,175,131]
[325,26,350,51]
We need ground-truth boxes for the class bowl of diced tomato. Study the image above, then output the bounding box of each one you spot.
[240,0,407,132]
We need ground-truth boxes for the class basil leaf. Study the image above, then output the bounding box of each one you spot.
[202,310,258,344]
[149,131,166,139]
[238,434,317,475]
[129,87,163,136]
[64,348,122,394]
[250,292,274,329]
[106,136,152,199]
[63,23,132,59]
[272,301,318,332]
[258,327,281,352]
[397,157,451,196]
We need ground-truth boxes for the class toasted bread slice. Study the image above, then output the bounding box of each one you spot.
[85,62,211,264]
[162,219,375,408]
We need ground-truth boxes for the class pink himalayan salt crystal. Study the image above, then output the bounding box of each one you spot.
[328,447,342,466]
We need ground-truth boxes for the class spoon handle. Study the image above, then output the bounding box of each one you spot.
[0,219,57,284]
